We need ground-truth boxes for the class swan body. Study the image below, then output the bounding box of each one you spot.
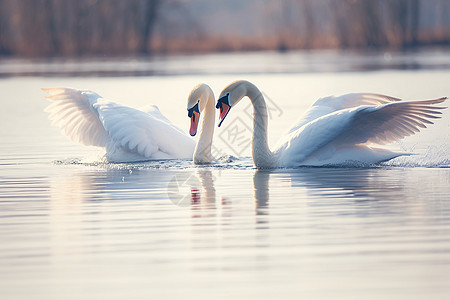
[44,84,216,163]
[216,80,447,168]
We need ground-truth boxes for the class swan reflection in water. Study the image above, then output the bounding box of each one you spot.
[253,170,270,215]
[184,167,419,231]
[49,165,421,220]
[176,167,412,215]
[188,169,272,214]
[192,170,217,207]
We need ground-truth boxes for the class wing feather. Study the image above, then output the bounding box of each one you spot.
[286,93,402,134]
[44,87,196,160]
[94,101,195,159]
[335,97,447,146]
[43,88,108,147]
[275,97,447,163]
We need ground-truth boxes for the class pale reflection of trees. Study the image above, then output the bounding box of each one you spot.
[49,173,91,260]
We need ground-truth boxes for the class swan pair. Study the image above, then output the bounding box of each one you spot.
[44,81,447,168]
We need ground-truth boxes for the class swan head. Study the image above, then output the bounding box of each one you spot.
[187,83,211,136]
[216,80,247,127]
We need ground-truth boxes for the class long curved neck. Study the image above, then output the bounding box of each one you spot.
[242,82,277,168]
[194,86,215,164]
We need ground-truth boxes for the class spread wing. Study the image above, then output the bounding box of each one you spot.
[44,88,195,159]
[286,93,401,134]
[43,88,108,147]
[276,97,447,163]
[333,97,448,146]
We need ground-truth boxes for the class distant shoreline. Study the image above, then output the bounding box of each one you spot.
[1,48,450,78]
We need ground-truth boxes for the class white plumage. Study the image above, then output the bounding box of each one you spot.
[43,88,195,162]
[217,81,447,168]
[275,93,447,166]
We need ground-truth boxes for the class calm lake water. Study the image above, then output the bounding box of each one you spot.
[1,51,450,299]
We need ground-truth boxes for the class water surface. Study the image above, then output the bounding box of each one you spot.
[1,54,450,299]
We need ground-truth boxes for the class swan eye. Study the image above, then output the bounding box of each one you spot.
[216,93,230,109]
[187,102,200,117]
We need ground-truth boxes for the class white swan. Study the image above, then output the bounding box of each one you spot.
[43,83,216,163]
[216,80,447,168]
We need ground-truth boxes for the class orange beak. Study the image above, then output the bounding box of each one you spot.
[216,93,231,127]
[218,102,230,127]
[188,102,200,136]
[189,111,200,136]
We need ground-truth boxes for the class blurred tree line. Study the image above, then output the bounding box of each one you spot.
[273,0,448,50]
[0,0,165,56]
[0,0,449,57]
